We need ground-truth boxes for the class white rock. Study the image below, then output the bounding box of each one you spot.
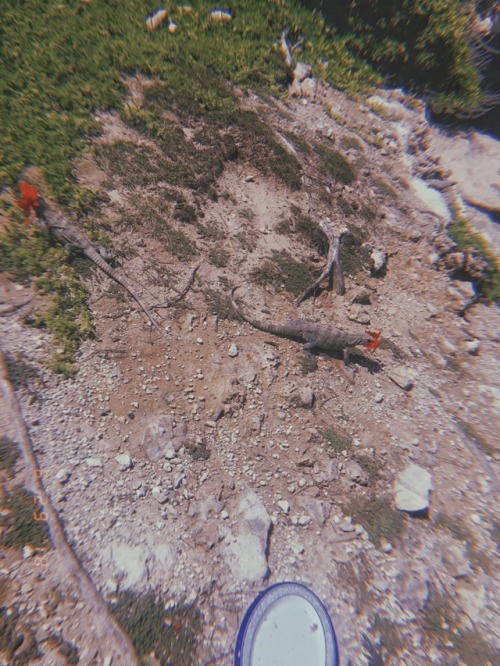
[228,344,238,357]
[389,367,416,391]
[55,468,71,484]
[277,500,290,514]
[115,454,132,469]
[394,463,432,513]
[85,457,103,468]
[370,248,387,274]
[374,392,384,403]
[464,340,481,355]
[101,542,150,589]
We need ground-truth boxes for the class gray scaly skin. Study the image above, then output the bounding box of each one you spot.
[231,287,375,364]
[35,198,162,333]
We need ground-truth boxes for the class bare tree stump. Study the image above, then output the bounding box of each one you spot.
[295,219,347,305]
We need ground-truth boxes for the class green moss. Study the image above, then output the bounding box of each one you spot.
[339,135,363,151]
[300,354,318,376]
[0,217,94,376]
[341,224,369,275]
[295,216,329,255]
[434,511,472,542]
[448,215,500,302]
[314,144,356,185]
[204,288,238,321]
[110,591,201,666]
[0,437,19,477]
[321,427,351,453]
[0,485,51,550]
[349,496,404,547]
[337,197,356,217]
[251,250,313,297]
[369,614,405,661]
[372,178,398,199]
[208,247,229,268]
[0,606,41,665]
[360,205,376,222]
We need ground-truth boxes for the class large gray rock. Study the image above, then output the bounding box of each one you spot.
[142,416,187,461]
[221,491,271,584]
[101,542,150,589]
[394,463,432,513]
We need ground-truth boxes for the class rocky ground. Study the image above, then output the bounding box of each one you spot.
[1,72,499,665]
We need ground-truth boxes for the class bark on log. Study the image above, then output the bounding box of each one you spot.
[295,220,347,305]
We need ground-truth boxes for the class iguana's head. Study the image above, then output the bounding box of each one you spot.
[17,182,46,220]
[364,330,381,351]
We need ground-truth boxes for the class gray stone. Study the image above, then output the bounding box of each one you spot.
[441,542,472,578]
[85,457,103,468]
[298,498,332,526]
[221,491,271,584]
[389,367,416,391]
[228,344,238,357]
[142,416,187,461]
[101,542,150,589]
[115,454,132,469]
[345,460,368,486]
[55,468,71,484]
[370,248,387,275]
[394,463,432,513]
[290,386,315,408]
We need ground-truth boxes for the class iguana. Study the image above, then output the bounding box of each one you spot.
[17,182,162,333]
[230,286,381,364]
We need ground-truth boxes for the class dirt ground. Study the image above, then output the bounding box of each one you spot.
[1,75,498,665]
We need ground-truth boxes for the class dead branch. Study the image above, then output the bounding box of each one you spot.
[0,297,33,316]
[0,350,139,665]
[295,220,347,305]
[154,262,201,309]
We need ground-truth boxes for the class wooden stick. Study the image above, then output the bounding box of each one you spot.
[0,351,139,665]
[295,220,346,305]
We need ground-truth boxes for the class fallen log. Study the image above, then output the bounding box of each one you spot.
[295,219,347,305]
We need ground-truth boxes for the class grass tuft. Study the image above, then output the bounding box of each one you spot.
[314,144,356,184]
[321,427,351,453]
[0,485,51,550]
[251,250,313,296]
[110,591,201,666]
[349,496,404,547]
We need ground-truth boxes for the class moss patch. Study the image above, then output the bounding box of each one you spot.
[110,591,201,666]
[0,437,20,477]
[251,250,313,296]
[314,144,356,185]
[321,427,352,453]
[349,496,404,547]
[0,485,50,550]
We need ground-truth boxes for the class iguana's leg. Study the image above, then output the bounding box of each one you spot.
[343,348,350,365]
[303,341,317,356]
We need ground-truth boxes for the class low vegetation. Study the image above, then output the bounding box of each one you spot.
[349,496,404,547]
[110,591,201,666]
[0,485,50,550]
[321,427,352,453]
[448,214,500,303]
[251,250,313,297]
